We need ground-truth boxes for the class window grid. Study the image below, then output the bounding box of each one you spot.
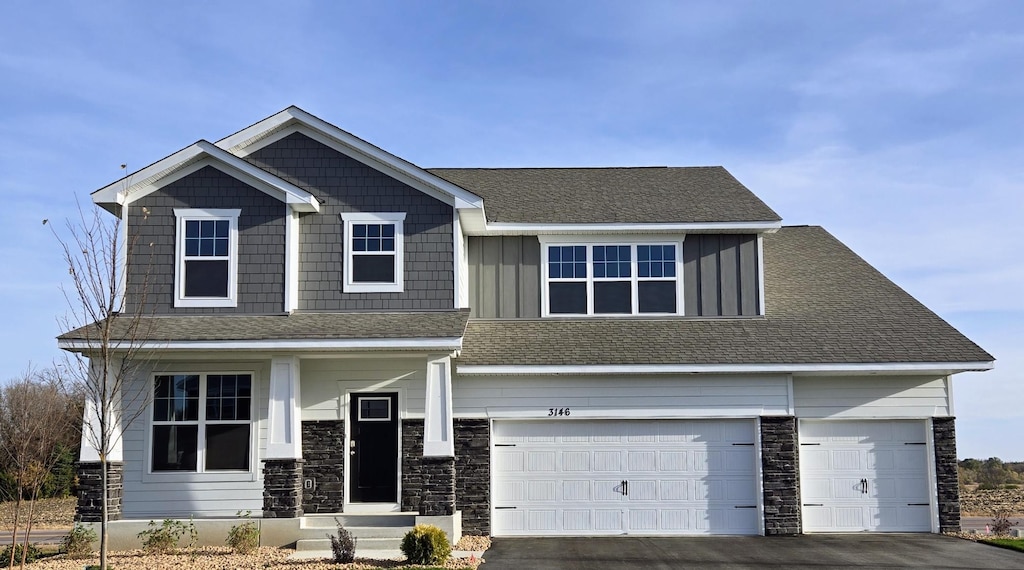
[548,245,587,280]
[351,223,396,254]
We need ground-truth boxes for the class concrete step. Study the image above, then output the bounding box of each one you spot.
[298,525,411,539]
[296,536,403,551]
[300,513,418,528]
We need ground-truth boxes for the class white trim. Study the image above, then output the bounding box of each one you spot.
[423,356,455,457]
[476,220,782,235]
[757,234,766,316]
[116,205,128,311]
[92,141,319,212]
[457,361,995,376]
[340,212,406,293]
[173,208,240,308]
[59,337,464,352]
[265,356,301,459]
[945,375,955,416]
[356,396,393,422]
[754,417,766,536]
[786,374,795,415]
[453,211,467,309]
[215,107,484,210]
[284,208,300,313]
[926,417,940,533]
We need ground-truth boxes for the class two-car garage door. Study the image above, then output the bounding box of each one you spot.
[492,419,759,536]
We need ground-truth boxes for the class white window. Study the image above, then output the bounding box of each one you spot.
[542,241,682,316]
[150,373,253,473]
[341,212,406,293]
[173,209,240,307]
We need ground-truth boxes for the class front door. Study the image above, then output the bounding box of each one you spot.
[349,392,399,503]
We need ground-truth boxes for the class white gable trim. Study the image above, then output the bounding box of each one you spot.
[91,140,319,213]
[215,107,484,211]
[59,337,464,352]
[465,220,783,236]
[456,361,994,376]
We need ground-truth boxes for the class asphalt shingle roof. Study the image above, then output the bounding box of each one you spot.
[456,226,993,366]
[427,167,782,224]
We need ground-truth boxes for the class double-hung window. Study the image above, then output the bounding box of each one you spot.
[341,212,406,293]
[543,241,681,316]
[173,209,240,307]
[151,373,253,473]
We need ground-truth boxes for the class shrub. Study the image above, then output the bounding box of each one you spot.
[991,511,1019,535]
[978,483,1000,490]
[61,523,97,558]
[0,544,42,567]
[137,519,190,554]
[400,524,451,565]
[227,511,260,554]
[328,518,356,563]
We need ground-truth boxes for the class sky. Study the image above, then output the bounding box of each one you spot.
[1,0,1021,460]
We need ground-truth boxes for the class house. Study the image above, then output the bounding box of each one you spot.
[59,107,993,545]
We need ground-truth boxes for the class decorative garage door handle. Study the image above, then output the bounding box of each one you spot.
[619,480,629,496]
[860,479,868,494]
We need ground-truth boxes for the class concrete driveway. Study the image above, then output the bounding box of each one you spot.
[483,534,1023,569]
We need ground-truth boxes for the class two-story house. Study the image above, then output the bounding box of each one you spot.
[60,107,993,546]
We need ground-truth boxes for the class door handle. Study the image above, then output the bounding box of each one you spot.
[860,479,868,494]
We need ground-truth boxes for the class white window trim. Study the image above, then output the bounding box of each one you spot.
[173,208,241,308]
[357,396,393,422]
[341,212,406,293]
[145,371,258,482]
[539,237,685,317]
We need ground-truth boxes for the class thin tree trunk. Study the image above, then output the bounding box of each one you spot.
[100,455,108,570]
[8,479,22,569]
[20,486,38,570]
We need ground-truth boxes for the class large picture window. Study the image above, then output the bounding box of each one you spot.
[173,209,240,307]
[151,373,252,472]
[543,242,681,316]
[341,212,406,293]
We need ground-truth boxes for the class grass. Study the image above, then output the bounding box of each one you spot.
[980,538,1024,553]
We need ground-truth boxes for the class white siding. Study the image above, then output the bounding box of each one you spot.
[301,357,428,421]
[121,360,271,518]
[453,374,790,418]
[793,375,950,419]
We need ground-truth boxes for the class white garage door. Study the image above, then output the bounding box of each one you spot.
[492,419,759,536]
[800,420,932,532]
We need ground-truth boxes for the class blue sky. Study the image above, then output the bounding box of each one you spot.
[1,1,1021,459]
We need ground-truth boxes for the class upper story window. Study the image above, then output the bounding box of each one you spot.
[173,209,240,308]
[542,241,682,316]
[341,212,406,293]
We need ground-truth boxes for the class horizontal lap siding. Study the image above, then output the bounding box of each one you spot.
[300,358,427,421]
[452,374,789,417]
[120,361,271,518]
[793,375,949,418]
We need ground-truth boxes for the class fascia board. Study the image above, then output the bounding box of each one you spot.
[466,220,783,236]
[216,106,484,210]
[455,361,995,376]
[58,337,464,352]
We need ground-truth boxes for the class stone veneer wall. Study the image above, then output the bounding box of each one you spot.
[455,419,490,534]
[933,417,961,533]
[75,462,122,522]
[401,420,456,516]
[760,416,801,535]
[263,459,304,518]
[301,420,346,513]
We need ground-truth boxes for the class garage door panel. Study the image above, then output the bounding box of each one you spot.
[661,451,688,472]
[562,480,590,501]
[594,451,621,471]
[628,451,657,471]
[726,449,755,471]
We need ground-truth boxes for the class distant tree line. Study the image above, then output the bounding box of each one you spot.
[959,458,1024,488]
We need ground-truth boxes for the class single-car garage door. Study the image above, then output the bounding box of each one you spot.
[492,419,759,536]
[800,420,932,532]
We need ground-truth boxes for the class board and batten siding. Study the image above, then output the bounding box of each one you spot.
[467,236,541,318]
[793,375,950,418]
[301,358,430,421]
[120,360,271,518]
[683,234,760,317]
[452,374,790,418]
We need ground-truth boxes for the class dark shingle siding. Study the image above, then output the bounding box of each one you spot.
[428,166,781,224]
[246,133,454,311]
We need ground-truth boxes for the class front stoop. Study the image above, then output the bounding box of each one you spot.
[296,513,417,551]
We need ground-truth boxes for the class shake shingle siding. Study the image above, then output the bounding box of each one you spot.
[244,132,454,311]
[125,165,285,315]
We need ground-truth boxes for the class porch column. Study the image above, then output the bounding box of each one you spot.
[933,417,961,533]
[76,359,124,522]
[761,416,801,535]
[421,356,456,516]
[263,356,304,518]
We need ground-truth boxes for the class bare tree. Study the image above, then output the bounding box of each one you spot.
[49,189,155,570]
[0,368,80,568]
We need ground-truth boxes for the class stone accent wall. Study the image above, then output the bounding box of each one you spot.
[75,462,123,522]
[301,420,346,513]
[933,417,961,533]
[455,419,490,534]
[402,420,425,512]
[401,420,456,516]
[263,459,304,518]
[760,416,801,535]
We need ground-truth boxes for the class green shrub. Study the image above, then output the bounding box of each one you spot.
[328,518,356,563]
[137,519,191,554]
[978,483,999,490]
[61,523,97,558]
[400,524,451,565]
[227,511,260,554]
[0,543,42,567]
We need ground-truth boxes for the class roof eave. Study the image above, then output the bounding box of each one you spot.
[455,361,995,376]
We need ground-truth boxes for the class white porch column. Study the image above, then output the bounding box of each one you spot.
[423,355,455,457]
[79,358,123,462]
[266,356,302,459]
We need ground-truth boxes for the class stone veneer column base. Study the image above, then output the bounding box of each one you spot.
[402,420,457,516]
[75,461,123,522]
[760,416,801,535]
[263,459,304,518]
[455,419,490,535]
[933,417,961,533]
[301,420,345,513]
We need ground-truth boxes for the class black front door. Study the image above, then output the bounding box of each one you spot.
[349,392,399,503]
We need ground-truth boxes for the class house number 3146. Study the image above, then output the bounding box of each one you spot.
[547,407,571,417]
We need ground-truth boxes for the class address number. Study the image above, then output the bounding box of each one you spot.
[547,407,571,417]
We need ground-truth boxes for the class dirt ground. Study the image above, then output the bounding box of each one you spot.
[960,487,1024,516]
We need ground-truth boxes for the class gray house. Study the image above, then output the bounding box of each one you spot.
[60,107,992,544]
